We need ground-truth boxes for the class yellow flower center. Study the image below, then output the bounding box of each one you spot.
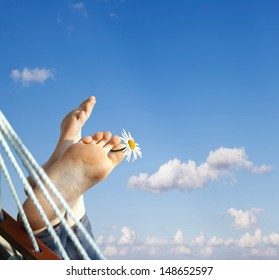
[128,139,136,150]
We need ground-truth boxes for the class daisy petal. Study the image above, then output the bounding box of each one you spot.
[120,129,142,162]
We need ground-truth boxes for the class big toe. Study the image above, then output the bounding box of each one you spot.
[77,96,96,124]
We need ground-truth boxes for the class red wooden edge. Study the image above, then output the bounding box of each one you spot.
[0,210,60,260]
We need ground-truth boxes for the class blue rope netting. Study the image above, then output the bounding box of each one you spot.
[0,110,105,260]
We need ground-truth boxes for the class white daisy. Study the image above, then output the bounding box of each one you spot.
[120,129,142,162]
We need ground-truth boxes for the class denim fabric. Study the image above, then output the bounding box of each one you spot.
[35,213,101,260]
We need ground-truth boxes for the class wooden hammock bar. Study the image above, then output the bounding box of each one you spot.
[0,209,60,260]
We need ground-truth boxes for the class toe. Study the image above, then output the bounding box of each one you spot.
[78,96,95,109]
[108,143,125,166]
[77,96,96,124]
[92,132,103,143]
[104,135,121,153]
[84,96,96,115]
[97,131,112,146]
[81,136,93,144]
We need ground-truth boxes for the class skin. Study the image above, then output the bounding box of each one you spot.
[28,96,97,177]
[26,96,97,228]
[23,96,124,230]
[23,132,124,230]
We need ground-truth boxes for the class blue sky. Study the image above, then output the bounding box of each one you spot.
[1,0,279,259]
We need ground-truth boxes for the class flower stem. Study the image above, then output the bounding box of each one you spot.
[110,147,126,152]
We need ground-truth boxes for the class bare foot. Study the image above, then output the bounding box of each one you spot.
[56,131,125,196]
[23,132,124,230]
[43,96,96,171]
[27,96,96,227]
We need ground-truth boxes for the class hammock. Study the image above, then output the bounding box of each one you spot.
[0,110,105,260]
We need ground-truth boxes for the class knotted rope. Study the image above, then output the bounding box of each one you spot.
[0,110,105,260]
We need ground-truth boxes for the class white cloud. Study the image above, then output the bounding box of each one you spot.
[228,208,262,229]
[70,2,88,18]
[119,247,129,256]
[96,235,104,245]
[10,67,54,86]
[191,233,206,247]
[145,237,168,246]
[207,236,224,247]
[174,230,185,244]
[206,147,253,169]
[224,238,234,246]
[172,245,191,255]
[103,245,118,257]
[237,229,262,248]
[263,232,279,246]
[119,226,136,245]
[251,165,273,174]
[97,227,279,259]
[145,231,192,257]
[200,246,214,257]
[128,147,272,193]
[107,235,117,244]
